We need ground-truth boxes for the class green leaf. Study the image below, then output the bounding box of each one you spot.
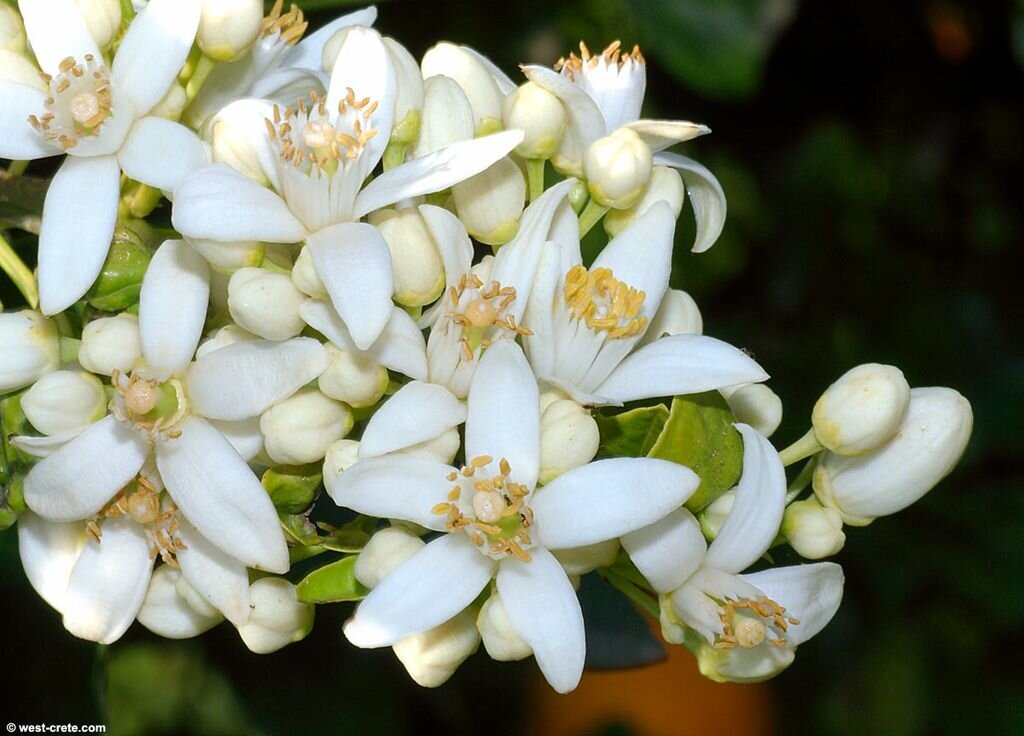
[296,555,368,604]
[319,514,378,553]
[648,392,743,511]
[595,404,670,458]
[262,464,322,514]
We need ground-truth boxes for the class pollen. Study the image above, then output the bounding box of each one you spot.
[444,273,532,361]
[556,40,645,79]
[28,55,112,150]
[261,0,307,45]
[563,264,648,339]
[87,475,187,567]
[714,596,798,650]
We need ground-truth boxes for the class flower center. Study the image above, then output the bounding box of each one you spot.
[28,55,112,150]
[85,475,188,568]
[432,455,535,561]
[555,40,645,80]
[111,369,187,439]
[446,273,532,360]
[563,264,647,339]
[261,0,307,44]
[714,596,800,650]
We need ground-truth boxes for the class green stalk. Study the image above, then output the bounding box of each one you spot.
[600,569,661,618]
[526,159,545,202]
[577,199,610,238]
[0,232,38,308]
[778,427,824,467]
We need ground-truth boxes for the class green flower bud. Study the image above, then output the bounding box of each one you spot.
[85,228,153,312]
[262,465,322,515]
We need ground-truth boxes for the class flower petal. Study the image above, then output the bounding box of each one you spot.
[654,151,727,253]
[594,334,769,404]
[172,163,307,244]
[139,239,209,379]
[533,458,698,549]
[465,340,540,489]
[359,381,466,458]
[112,0,200,117]
[280,6,379,69]
[621,508,707,594]
[118,116,208,193]
[671,567,762,644]
[496,547,585,694]
[155,417,288,573]
[137,565,222,639]
[187,337,327,421]
[19,0,100,75]
[307,221,394,350]
[63,515,153,644]
[704,424,786,574]
[207,417,263,461]
[740,562,844,646]
[344,533,496,647]
[522,63,606,153]
[11,429,83,458]
[17,512,86,614]
[625,119,711,153]
[0,81,56,159]
[37,154,120,315]
[353,130,524,219]
[24,415,150,521]
[176,519,251,626]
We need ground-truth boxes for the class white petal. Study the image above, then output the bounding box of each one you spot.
[621,509,707,594]
[654,152,727,253]
[740,563,844,646]
[155,417,288,573]
[24,415,150,521]
[187,337,327,421]
[0,81,56,159]
[11,429,83,458]
[704,424,786,574]
[37,154,120,315]
[207,417,263,461]
[594,334,769,404]
[520,240,562,378]
[281,6,379,69]
[353,130,524,219]
[118,116,208,192]
[172,163,307,243]
[17,512,86,614]
[533,458,698,549]
[465,340,539,489]
[112,0,200,117]
[419,203,473,287]
[625,119,710,153]
[328,454,454,531]
[462,45,517,95]
[359,382,466,458]
[139,239,209,379]
[63,516,153,644]
[671,567,762,643]
[206,98,281,190]
[496,547,585,694]
[176,519,251,625]
[307,222,393,350]
[19,0,100,75]
[137,565,222,639]
[344,533,495,647]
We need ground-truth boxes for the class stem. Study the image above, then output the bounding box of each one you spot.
[785,456,818,505]
[526,159,545,202]
[382,142,407,172]
[6,160,28,177]
[601,569,660,618]
[0,232,39,308]
[577,199,610,238]
[778,427,824,467]
[125,185,163,219]
[184,54,217,103]
[59,337,81,365]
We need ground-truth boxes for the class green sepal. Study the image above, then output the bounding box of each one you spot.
[262,464,322,514]
[85,220,156,311]
[296,555,368,604]
[595,404,670,458]
[318,515,378,554]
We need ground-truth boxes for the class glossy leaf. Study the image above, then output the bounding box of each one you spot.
[296,555,368,604]
[595,404,670,458]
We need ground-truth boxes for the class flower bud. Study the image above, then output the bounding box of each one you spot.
[693,636,796,684]
[209,100,274,187]
[394,608,480,687]
[195,324,257,359]
[371,208,446,307]
[451,157,526,246]
[137,565,222,639]
[175,573,221,619]
[421,42,504,134]
[318,344,388,409]
[260,389,354,465]
[814,387,972,525]
[553,539,619,576]
[197,0,262,61]
[322,438,360,497]
[539,399,599,484]
[639,289,702,346]
[188,238,265,274]
[478,593,531,661]
[583,127,653,209]
[402,427,461,465]
[291,245,328,298]
[813,363,911,456]
[782,499,845,559]
[0,49,46,89]
[0,311,60,393]
[413,74,475,158]
[149,80,188,121]
[74,0,121,48]
[384,37,424,145]
[722,384,783,438]
[0,4,26,53]
[85,231,152,312]
[228,267,306,341]
[699,489,735,540]
[354,526,425,589]
[502,82,565,159]
[604,166,685,237]
[236,578,314,654]
[22,370,106,436]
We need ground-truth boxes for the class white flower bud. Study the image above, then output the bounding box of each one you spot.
[354,526,425,589]
[22,370,106,436]
[694,636,796,684]
[604,166,685,236]
[228,267,305,341]
[723,383,783,438]
[539,399,600,484]
[0,4,26,53]
[699,489,735,540]
[195,324,258,359]
[0,311,60,392]
[209,101,273,187]
[402,427,461,465]
[451,157,526,246]
[73,0,121,48]
[318,344,388,408]
[782,499,845,559]
[322,438,360,497]
[197,0,262,61]
[291,245,328,299]
[371,208,446,307]
[394,608,480,687]
[639,288,702,346]
[813,363,911,456]
[188,237,264,273]
[78,314,141,378]
[421,43,504,134]
[814,387,972,525]
[137,565,222,639]
[175,572,220,619]
[321,26,351,71]
[413,74,475,158]
[478,593,531,661]
[553,539,619,576]
[148,80,188,121]
[0,49,46,89]
[236,578,314,654]
[583,127,653,209]
[502,82,565,160]
[260,389,354,465]
[384,37,424,143]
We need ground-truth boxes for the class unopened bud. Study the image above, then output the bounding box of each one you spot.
[639,288,702,346]
[322,438,360,497]
[371,208,446,307]
[22,370,106,436]
[421,42,504,134]
[699,489,735,540]
[262,465,321,515]
[78,314,142,377]
[149,80,188,121]
[236,578,314,653]
[539,399,600,484]
[198,0,262,61]
[291,245,328,298]
[354,526,425,589]
[813,363,911,456]
[195,324,257,359]
[402,426,461,465]
[694,635,795,684]
[723,384,783,439]
[478,593,531,661]
[414,74,475,158]
[86,232,152,312]
[605,166,685,236]
[189,237,264,273]
[319,344,388,408]
[0,311,60,393]
[260,389,354,465]
[0,4,26,53]
[209,100,273,187]
[451,157,526,246]
[384,37,424,144]
[137,565,222,639]
[0,49,45,88]
[228,267,306,341]
[783,499,845,559]
[502,82,565,159]
[553,539,619,576]
[583,127,653,209]
[74,0,121,48]
[394,608,480,687]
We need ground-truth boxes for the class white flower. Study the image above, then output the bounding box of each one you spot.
[0,309,60,392]
[332,340,699,692]
[812,363,911,456]
[0,0,207,313]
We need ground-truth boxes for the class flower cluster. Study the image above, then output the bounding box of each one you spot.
[0,1,972,692]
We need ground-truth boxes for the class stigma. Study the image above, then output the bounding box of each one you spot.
[28,55,112,150]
